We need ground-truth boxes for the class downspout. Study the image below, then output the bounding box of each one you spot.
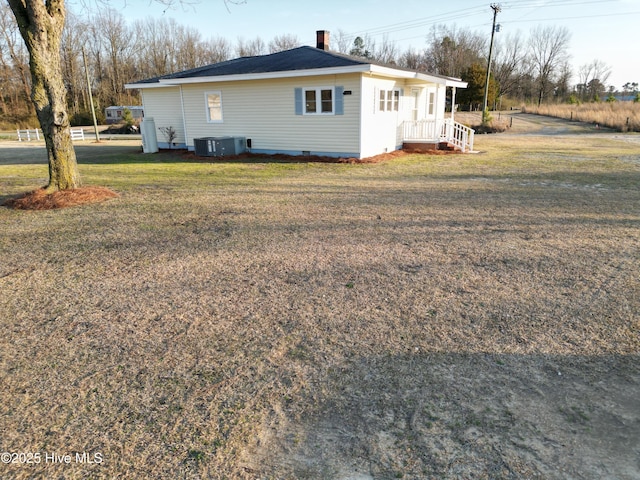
[179,85,189,149]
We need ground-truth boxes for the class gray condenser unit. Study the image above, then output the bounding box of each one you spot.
[194,136,246,157]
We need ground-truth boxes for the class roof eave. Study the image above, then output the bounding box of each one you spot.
[369,65,467,87]
[124,82,176,89]
[127,64,372,88]
[416,73,467,88]
[125,63,468,89]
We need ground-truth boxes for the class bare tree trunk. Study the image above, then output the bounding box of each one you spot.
[7,0,80,192]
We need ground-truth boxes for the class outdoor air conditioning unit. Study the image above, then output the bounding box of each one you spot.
[194,136,246,157]
[233,137,247,154]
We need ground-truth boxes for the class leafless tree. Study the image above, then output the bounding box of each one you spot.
[235,36,266,57]
[175,24,204,71]
[133,17,175,79]
[528,25,571,105]
[93,8,137,106]
[492,31,529,100]
[372,35,398,65]
[577,59,611,101]
[398,47,428,71]
[333,29,352,54]
[424,25,485,78]
[268,34,301,53]
[61,12,90,117]
[555,61,573,102]
[200,36,232,64]
[0,3,31,114]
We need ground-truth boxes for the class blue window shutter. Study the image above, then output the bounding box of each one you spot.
[294,88,303,115]
[335,86,344,115]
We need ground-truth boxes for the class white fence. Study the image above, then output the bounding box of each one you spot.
[70,128,85,141]
[17,128,40,141]
[16,128,86,142]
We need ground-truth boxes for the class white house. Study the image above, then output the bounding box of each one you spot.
[125,31,474,158]
[105,106,144,124]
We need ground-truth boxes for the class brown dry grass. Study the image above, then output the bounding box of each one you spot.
[523,102,640,132]
[3,186,119,210]
[0,124,639,479]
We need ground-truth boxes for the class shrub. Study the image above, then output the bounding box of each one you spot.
[121,108,134,128]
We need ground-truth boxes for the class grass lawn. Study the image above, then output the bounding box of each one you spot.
[1,121,639,479]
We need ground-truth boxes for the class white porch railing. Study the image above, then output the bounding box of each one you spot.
[402,119,475,153]
[402,119,440,143]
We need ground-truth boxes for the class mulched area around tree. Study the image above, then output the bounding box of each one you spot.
[3,186,119,210]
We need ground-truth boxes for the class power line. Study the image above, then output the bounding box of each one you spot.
[345,6,487,38]
[502,10,640,24]
[339,0,626,46]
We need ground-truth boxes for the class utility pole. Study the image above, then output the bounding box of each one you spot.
[482,3,501,126]
[82,47,101,143]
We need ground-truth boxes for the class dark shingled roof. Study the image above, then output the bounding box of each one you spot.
[131,46,372,85]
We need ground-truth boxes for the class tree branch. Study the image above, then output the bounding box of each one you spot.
[6,0,29,31]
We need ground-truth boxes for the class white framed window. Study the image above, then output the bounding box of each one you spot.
[304,87,334,115]
[205,91,223,123]
[428,91,435,116]
[378,89,400,112]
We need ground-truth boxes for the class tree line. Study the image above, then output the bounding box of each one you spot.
[0,3,633,128]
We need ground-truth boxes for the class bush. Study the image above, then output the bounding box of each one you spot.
[70,110,105,127]
[122,108,134,128]
[568,94,580,105]
[0,113,39,130]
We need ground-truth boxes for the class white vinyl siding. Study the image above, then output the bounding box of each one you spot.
[361,76,404,158]
[141,87,186,146]
[181,74,360,156]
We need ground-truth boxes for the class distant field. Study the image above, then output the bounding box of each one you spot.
[522,102,640,132]
[1,117,639,479]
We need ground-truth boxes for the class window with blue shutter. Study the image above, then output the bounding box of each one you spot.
[294,88,303,115]
[295,86,344,115]
[335,86,344,115]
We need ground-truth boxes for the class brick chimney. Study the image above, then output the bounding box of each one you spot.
[316,30,330,51]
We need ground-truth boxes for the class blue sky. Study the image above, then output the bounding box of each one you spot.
[93,0,639,89]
